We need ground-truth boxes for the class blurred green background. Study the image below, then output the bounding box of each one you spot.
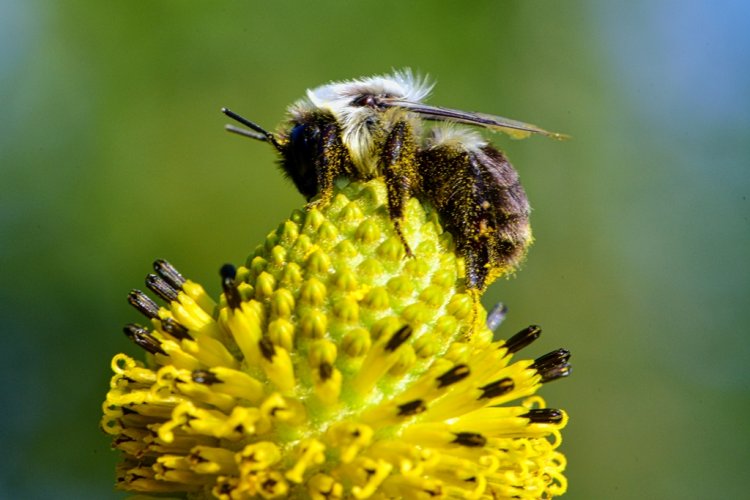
[2,0,748,498]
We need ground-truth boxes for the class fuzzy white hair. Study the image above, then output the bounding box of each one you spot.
[428,124,488,152]
[289,69,433,175]
[306,69,433,110]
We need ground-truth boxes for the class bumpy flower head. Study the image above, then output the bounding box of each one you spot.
[101,179,570,499]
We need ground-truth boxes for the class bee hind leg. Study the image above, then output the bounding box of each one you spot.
[461,245,492,339]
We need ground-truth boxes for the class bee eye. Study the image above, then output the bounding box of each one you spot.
[351,94,383,108]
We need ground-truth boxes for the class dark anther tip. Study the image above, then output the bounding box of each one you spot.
[192,369,220,385]
[220,264,241,309]
[504,325,542,354]
[452,432,487,448]
[318,362,333,381]
[541,364,572,383]
[532,348,571,369]
[161,317,190,340]
[220,263,237,279]
[478,377,514,400]
[123,323,148,338]
[530,348,572,383]
[127,289,160,319]
[436,364,470,388]
[123,323,166,355]
[145,273,179,303]
[385,325,413,352]
[397,399,427,417]
[153,259,186,288]
[258,337,276,361]
[521,408,564,424]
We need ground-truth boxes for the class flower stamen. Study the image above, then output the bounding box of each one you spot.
[102,179,570,498]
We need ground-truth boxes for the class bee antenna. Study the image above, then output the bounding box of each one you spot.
[221,107,282,151]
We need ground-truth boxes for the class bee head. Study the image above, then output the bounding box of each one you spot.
[290,70,433,171]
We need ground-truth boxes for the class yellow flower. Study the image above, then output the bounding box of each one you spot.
[101,179,570,499]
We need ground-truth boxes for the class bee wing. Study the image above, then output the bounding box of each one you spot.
[386,100,569,140]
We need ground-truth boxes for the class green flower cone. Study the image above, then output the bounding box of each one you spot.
[101,179,570,499]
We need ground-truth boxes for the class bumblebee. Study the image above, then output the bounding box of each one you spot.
[223,70,565,292]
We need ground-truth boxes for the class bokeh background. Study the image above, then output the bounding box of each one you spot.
[2,0,748,498]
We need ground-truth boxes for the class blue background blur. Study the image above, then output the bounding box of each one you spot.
[1,1,748,498]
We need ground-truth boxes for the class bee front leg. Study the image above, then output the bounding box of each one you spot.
[381,121,420,257]
[307,123,349,211]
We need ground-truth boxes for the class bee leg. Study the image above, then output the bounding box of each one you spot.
[307,123,349,211]
[462,240,490,292]
[467,288,484,340]
[461,242,491,339]
[381,121,420,257]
